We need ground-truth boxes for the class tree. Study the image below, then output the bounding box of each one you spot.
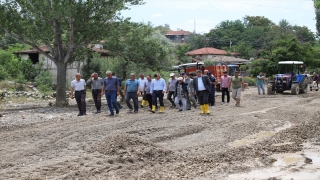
[206,20,245,49]
[174,44,190,64]
[103,22,174,80]
[0,0,143,105]
[185,34,207,50]
[243,15,275,28]
[315,0,320,35]
[154,24,170,34]
[233,42,255,59]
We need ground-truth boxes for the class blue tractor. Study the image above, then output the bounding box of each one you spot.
[267,61,308,95]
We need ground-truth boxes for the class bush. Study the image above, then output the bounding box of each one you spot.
[38,84,51,93]
[243,77,256,86]
[0,67,8,80]
[35,70,54,93]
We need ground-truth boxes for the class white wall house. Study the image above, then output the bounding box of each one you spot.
[15,45,109,84]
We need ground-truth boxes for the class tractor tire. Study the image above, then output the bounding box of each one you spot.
[299,77,308,94]
[267,84,275,95]
[291,83,300,95]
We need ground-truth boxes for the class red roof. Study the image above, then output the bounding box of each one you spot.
[185,47,227,56]
[166,30,192,35]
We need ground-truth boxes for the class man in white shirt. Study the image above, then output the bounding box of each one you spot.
[150,73,167,113]
[138,73,148,107]
[70,73,87,116]
[193,70,211,114]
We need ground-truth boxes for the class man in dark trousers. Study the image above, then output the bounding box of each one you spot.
[87,72,104,114]
[101,71,120,116]
[143,75,153,111]
[70,73,87,116]
[193,70,211,115]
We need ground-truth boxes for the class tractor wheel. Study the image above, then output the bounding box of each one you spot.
[267,84,275,95]
[291,83,300,95]
[299,78,308,94]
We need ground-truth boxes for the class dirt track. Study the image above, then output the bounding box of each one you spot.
[1,87,320,180]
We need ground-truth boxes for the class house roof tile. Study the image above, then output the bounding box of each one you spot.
[185,47,227,56]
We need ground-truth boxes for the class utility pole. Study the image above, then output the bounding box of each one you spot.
[230,40,232,51]
[194,19,196,34]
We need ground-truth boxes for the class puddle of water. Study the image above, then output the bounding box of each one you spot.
[229,123,292,147]
[228,143,320,180]
[272,153,303,166]
[230,132,276,147]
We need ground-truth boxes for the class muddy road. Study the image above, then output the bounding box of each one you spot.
[0,87,320,180]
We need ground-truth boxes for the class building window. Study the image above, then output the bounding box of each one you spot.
[29,53,39,64]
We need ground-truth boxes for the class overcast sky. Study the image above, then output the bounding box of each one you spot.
[121,0,316,34]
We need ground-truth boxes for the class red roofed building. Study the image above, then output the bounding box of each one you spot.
[165,30,192,43]
[185,47,227,61]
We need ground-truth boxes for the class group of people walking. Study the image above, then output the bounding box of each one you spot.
[70,69,245,116]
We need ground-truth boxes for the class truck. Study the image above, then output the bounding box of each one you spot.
[176,62,239,90]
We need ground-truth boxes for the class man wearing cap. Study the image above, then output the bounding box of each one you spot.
[174,77,188,112]
[150,73,166,113]
[229,70,244,106]
[138,73,148,108]
[87,72,104,114]
[166,73,177,108]
[220,70,231,105]
[124,73,140,113]
[70,73,87,116]
[193,70,211,114]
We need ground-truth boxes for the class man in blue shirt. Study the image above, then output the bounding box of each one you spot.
[256,72,266,95]
[124,73,140,113]
[101,71,120,116]
[150,73,167,113]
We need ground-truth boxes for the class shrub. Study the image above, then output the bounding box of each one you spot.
[0,66,8,80]
[35,70,54,93]
[243,77,256,86]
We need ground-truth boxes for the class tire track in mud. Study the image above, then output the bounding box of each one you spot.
[1,90,320,179]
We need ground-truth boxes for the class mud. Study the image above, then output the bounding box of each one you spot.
[0,87,320,179]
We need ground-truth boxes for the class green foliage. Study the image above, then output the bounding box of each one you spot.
[243,77,256,86]
[233,42,255,59]
[154,24,170,34]
[15,73,27,90]
[103,22,174,80]
[34,70,54,93]
[174,44,190,64]
[245,60,276,78]
[185,34,207,50]
[0,0,144,104]
[0,66,8,80]
[0,33,20,50]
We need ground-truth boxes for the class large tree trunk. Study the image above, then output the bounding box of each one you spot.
[55,61,68,106]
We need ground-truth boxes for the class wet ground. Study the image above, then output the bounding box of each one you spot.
[0,87,320,179]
